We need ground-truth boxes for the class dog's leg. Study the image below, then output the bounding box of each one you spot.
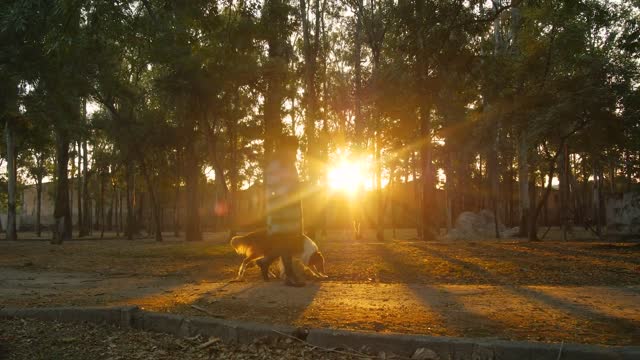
[238,258,251,280]
[256,255,277,281]
[282,255,305,287]
[232,255,258,282]
[275,258,286,279]
[230,259,248,282]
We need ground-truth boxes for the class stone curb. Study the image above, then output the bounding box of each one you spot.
[1,306,638,360]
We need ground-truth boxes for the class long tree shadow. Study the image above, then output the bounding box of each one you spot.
[423,245,511,285]
[154,251,323,327]
[98,266,322,328]
[528,242,640,266]
[477,242,639,285]
[3,234,322,328]
[371,242,512,339]
[189,280,322,325]
[422,243,640,344]
[510,286,640,339]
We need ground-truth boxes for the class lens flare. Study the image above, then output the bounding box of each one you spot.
[327,156,369,195]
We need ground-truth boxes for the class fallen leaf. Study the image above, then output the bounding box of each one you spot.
[411,347,439,360]
[60,337,76,343]
[198,337,221,350]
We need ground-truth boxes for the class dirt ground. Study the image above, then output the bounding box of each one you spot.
[0,318,363,360]
[1,229,639,347]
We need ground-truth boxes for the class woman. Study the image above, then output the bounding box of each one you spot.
[257,135,306,287]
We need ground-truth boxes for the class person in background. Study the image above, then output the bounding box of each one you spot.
[257,135,306,287]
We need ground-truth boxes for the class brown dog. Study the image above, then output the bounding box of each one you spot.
[229,230,326,281]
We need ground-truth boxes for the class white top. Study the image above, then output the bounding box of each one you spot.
[300,235,319,264]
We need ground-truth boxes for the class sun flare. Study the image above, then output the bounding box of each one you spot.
[327,157,369,195]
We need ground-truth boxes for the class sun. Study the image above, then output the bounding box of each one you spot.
[327,157,368,195]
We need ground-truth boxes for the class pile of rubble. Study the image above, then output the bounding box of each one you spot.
[445,210,519,240]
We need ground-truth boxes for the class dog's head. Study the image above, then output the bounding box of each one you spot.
[308,251,327,278]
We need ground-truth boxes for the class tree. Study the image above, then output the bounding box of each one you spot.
[1,0,638,245]
[21,112,54,237]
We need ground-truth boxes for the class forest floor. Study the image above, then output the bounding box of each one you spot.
[1,229,639,347]
[0,317,360,360]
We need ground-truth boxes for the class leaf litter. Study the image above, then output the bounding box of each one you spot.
[0,318,413,359]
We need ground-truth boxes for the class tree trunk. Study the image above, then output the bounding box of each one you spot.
[559,143,572,240]
[228,114,239,237]
[353,0,363,141]
[419,105,435,240]
[526,174,537,240]
[68,145,73,227]
[593,161,602,235]
[320,7,330,238]
[160,207,165,233]
[391,170,396,238]
[352,0,364,240]
[137,191,144,235]
[125,161,136,240]
[529,150,561,241]
[5,120,17,241]
[263,0,288,161]
[203,114,228,233]
[625,151,632,192]
[89,194,93,235]
[76,141,83,235]
[185,141,202,241]
[582,156,590,227]
[488,1,502,238]
[81,139,90,236]
[52,130,72,244]
[118,188,123,237]
[114,186,119,236]
[517,132,529,237]
[300,0,319,189]
[108,182,115,232]
[415,0,435,241]
[36,174,43,237]
[609,160,615,194]
[262,0,290,241]
[141,161,163,242]
[361,4,384,242]
[376,126,384,241]
[543,169,549,226]
[174,182,180,237]
[100,173,106,239]
[445,153,453,232]
[412,151,421,237]
[506,161,514,227]
[487,130,500,238]
[598,168,606,229]
[569,155,583,225]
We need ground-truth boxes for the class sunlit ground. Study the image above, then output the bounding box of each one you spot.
[0,229,639,346]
